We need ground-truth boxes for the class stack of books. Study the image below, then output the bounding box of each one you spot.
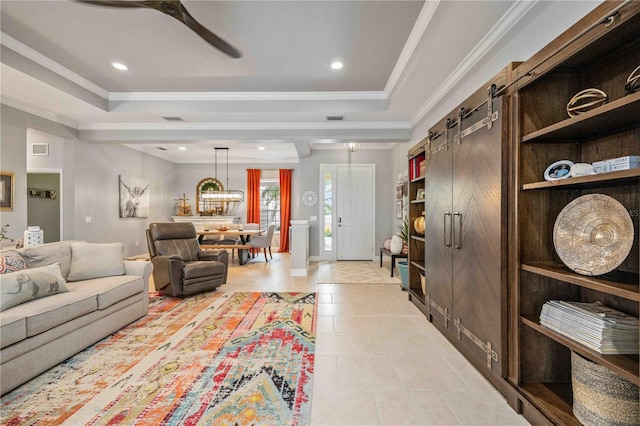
[540,300,639,354]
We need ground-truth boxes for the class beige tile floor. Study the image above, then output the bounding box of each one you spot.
[219,252,530,426]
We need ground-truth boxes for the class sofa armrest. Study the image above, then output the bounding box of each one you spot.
[123,260,152,313]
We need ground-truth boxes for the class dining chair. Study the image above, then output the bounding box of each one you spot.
[248,225,275,262]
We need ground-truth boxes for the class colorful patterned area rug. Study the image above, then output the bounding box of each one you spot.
[1,291,317,425]
[317,261,401,284]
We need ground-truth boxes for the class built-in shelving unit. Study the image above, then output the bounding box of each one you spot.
[509,2,640,423]
[406,144,426,314]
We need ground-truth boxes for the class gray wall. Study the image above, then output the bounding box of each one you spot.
[411,0,601,142]
[1,105,77,242]
[27,173,60,242]
[1,105,175,256]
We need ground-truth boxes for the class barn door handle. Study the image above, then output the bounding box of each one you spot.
[453,212,462,250]
[443,213,452,248]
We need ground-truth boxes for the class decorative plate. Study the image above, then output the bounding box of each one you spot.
[553,194,634,276]
[544,160,574,181]
[302,191,318,206]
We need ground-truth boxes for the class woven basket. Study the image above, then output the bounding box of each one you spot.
[571,352,639,425]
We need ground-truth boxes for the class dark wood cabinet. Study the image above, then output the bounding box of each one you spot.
[508,1,640,423]
[415,65,515,380]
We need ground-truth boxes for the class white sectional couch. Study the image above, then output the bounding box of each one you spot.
[0,240,152,395]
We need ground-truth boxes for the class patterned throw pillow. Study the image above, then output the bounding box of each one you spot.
[0,262,69,312]
[0,251,27,274]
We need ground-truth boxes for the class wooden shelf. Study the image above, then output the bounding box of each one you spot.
[411,235,425,243]
[521,315,639,384]
[410,175,425,183]
[411,199,425,204]
[521,168,640,190]
[519,382,579,426]
[521,263,640,302]
[522,92,640,143]
[411,260,425,271]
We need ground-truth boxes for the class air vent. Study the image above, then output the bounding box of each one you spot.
[162,116,184,122]
[156,147,167,151]
[31,143,49,156]
[326,116,344,121]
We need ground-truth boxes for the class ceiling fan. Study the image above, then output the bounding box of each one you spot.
[77,0,242,58]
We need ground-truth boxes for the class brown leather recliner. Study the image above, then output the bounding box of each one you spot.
[146,222,229,297]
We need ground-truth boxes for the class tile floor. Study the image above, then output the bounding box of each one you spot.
[218,253,530,425]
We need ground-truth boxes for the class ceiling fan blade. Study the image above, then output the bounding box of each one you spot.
[172,2,242,58]
[77,0,148,8]
[77,0,242,59]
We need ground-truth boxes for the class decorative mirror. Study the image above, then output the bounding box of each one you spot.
[196,177,225,215]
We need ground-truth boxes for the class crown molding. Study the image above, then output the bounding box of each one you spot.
[409,0,538,126]
[384,0,440,97]
[79,121,412,131]
[108,91,388,102]
[1,96,79,129]
[0,32,109,99]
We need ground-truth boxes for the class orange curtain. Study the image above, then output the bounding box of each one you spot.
[247,169,261,225]
[279,169,292,253]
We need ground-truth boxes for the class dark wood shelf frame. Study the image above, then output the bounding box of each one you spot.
[522,169,640,190]
[521,92,640,143]
[519,382,580,426]
[521,315,639,384]
[521,263,640,302]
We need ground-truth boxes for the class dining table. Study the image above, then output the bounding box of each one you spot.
[197,229,264,265]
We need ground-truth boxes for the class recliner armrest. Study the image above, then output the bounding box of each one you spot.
[150,255,185,297]
[199,250,229,283]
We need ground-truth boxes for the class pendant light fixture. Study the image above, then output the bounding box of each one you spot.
[344,142,361,152]
[201,147,244,203]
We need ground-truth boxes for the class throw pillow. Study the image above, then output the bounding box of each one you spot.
[67,242,125,282]
[0,251,26,274]
[0,262,68,311]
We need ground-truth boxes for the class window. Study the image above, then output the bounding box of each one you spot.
[324,172,332,251]
[260,171,280,232]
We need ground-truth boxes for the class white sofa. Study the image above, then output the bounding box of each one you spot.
[0,240,152,395]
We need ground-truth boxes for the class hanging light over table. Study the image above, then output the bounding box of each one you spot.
[201,148,244,203]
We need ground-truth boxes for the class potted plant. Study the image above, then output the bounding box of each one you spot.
[397,218,409,253]
[396,219,409,289]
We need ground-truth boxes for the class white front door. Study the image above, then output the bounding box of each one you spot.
[336,164,374,260]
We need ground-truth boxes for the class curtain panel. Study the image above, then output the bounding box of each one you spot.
[246,169,261,225]
[279,169,292,253]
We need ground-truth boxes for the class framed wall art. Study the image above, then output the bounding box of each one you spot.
[119,175,150,218]
[396,200,403,219]
[0,172,14,211]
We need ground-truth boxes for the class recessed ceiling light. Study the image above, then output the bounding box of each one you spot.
[111,62,128,71]
[179,147,186,151]
[258,146,265,150]
[331,61,343,70]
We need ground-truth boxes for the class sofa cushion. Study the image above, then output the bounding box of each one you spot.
[0,263,69,312]
[0,313,26,348]
[67,242,125,282]
[20,240,80,280]
[0,250,26,274]
[66,275,144,310]
[17,290,98,337]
